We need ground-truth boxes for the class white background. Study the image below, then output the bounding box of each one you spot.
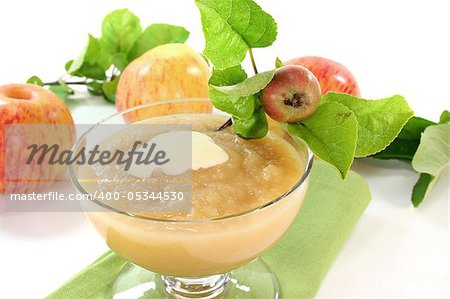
[0,0,449,298]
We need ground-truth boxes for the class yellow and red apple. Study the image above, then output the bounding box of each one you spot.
[116,43,212,122]
[0,84,75,194]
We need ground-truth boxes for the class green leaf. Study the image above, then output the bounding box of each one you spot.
[396,117,436,140]
[372,117,435,161]
[211,70,275,97]
[128,24,190,61]
[87,81,104,96]
[411,123,450,206]
[322,92,414,157]
[209,65,247,86]
[68,34,110,80]
[275,57,284,68]
[111,53,129,71]
[69,34,110,71]
[195,0,277,69]
[80,65,107,80]
[370,139,419,162]
[200,53,211,67]
[100,9,142,56]
[439,110,450,124]
[412,123,450,176]
[49,85,74,102]
[209,90,255,119]
[411,173,435,207]
[65,60,74,72]
[102,76,120,103]
[208,66,254,118]
[287,102,358,178]
[233,105,268,139]
[27,76,44,86]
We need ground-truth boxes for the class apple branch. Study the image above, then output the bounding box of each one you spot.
[249,48,259,75]
[217,48,260,131]
[44,80,87,86]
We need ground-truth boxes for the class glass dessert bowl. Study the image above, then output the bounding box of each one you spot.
[69,99,313,298]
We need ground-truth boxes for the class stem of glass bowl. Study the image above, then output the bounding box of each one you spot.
[161,273,230,298]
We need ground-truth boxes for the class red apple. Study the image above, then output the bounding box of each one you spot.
[116,44,212,123]
[285,56,361,97]
[0,84,75,194]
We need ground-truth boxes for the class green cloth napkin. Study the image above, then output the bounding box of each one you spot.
[46,160,371,299]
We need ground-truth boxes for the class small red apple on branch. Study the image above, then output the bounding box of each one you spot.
[264,56,360,134]
[262,65,321,123]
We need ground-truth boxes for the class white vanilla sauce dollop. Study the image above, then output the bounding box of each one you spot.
[127,131,229,179]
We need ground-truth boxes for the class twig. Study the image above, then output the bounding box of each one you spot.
[217,49,259,131]
[249,48,259,74]
[216,118,233,131]
[44,80,87,86]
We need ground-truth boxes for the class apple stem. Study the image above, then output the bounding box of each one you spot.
[217,48,260,131]
[249,48,259,75]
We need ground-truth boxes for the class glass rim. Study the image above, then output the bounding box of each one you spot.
[69,98,314,223]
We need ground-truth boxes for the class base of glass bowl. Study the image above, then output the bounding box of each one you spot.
[112,258,280,298]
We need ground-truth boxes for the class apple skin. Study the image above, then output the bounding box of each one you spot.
[285,56,361,97]
[0,84,75,194]
[261,65,321,123]
[116,43,212,123]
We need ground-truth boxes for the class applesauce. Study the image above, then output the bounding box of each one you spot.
[78,114,310,277]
